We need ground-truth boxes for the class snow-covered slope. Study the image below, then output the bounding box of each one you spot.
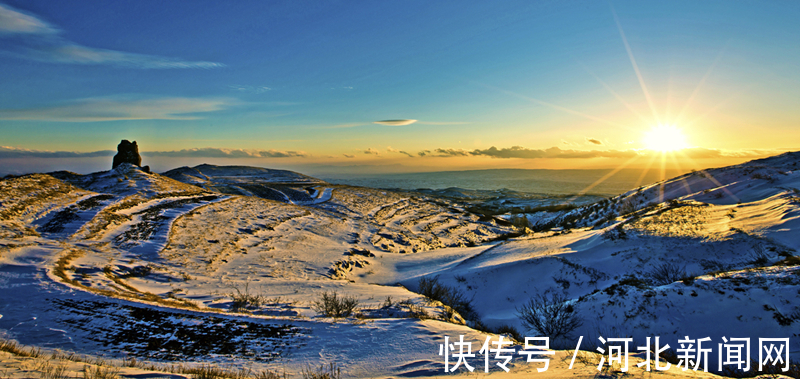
[163,163,324,185]
[387,151,800,372]
[162,164,326,204]
[2,154,799,378]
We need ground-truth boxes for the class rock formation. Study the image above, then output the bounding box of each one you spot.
[112,140,149,172]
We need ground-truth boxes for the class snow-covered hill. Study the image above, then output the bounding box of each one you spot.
[1,154,799,378]
[162,164,326,204]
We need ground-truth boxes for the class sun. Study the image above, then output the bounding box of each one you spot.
[643,125,689,152]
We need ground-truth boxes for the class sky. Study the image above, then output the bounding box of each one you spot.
[1,0,799,176]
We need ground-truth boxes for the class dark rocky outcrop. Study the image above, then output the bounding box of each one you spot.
[112,140,149,172]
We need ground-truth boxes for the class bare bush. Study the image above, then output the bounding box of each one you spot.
[312,291,359,318]
[516,292,582,342]
[619,198,637,216]
[418,276,477,321]
[646,262,688,286]
[228,282,266,312]
[748,244,771,266]
[492,324,523,343]
[510,214,531,229]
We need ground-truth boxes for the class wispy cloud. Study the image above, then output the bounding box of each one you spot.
[0,3,223,69]
[363,148,381,156]
[470,146,637,159]
[229,85,273,94]
[417,145,778,160]
[0,3,57,34]
[343,154,355,158]
[143,148,307,158]
[432,148,471,157]
[0,97,232,122]
[415,148,471,158]
[0,146,308,159]
[586,138,603,145]
[387,146,414,157]
[373,119,418,126]
[0,146,113,158]
[13,44,225,68]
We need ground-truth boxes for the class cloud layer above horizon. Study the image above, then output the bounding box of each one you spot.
[0,146,307,159]
[1,145,775,161]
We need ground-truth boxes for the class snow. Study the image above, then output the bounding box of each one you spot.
[2,153,800,378]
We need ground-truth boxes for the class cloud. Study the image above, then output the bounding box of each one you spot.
[373,119,418,126]
[586,138,603,145]
[0,3,57,34]
[0,3,222,69]
[11,42,224,69]
[343,154,355,158]
[143,148,307,158]
[230,85,272,94]
[470,146,638,159]
[0,146,308,159]
[415,148,471,158]
[433,148,470,157]
[363,148,380,155]
[387,146,414,157]
[0,97,231,122]
[415,145,780,160]
[0,146,113,158]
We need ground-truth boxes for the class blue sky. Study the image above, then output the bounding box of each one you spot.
[1,1,798,175]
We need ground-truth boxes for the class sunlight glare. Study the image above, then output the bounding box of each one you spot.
[643,125,689,152]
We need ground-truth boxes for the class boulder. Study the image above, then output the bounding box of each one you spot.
[112,140,142,169]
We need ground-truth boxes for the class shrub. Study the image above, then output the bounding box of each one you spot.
[492,324,523,343]
[228,282,266,312]
[619,198,637,216]
[510,214,531,229]
[774,255,800,267]
[396,299,431,319]
[748,245,771,266]
[646,262,688,286]
[602,225,627,241]
[418,276,477,321]
[312,291,359,318]
[516,292,582,343]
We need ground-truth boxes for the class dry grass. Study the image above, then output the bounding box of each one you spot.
[301,363,340,379]
[82,365,119,379]
[36,359,70,379]
[0,338,43,358]
[3,337,285,379]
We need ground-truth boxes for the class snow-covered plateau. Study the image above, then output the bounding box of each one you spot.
[1,155,799,378]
